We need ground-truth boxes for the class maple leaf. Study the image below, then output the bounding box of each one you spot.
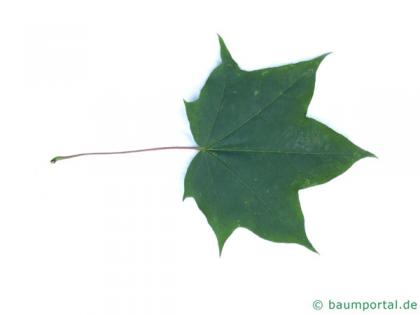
[183,36,374,254]
[51,35,374,255]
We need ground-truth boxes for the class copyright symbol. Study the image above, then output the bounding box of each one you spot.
[313,300,323,310]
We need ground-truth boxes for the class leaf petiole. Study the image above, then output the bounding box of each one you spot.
[50,146,201,164]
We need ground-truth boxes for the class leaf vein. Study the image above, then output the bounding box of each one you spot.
[208,69,313,147]
[205,73,227,145]
[207,152,273,216]
[208,148,355,156]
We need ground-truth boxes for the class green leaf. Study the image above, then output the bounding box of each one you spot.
[184,36,374,254]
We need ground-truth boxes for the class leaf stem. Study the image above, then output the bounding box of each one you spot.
[50,146,201,164]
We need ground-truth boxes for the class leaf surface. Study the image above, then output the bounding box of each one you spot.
[184,36,373,254]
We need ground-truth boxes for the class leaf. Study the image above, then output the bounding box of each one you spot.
[183,36,374,254]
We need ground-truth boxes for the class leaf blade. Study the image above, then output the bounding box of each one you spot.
[184,36,373,254]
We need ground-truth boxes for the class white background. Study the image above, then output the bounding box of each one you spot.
[0,0,419,314]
